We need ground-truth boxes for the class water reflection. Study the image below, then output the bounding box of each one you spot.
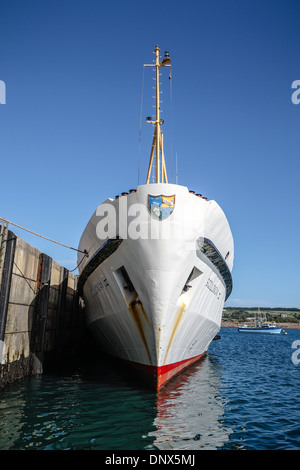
[2,328,298,449]
[0,383,27,449]
[0,351,233,450]
[151,355,233,450]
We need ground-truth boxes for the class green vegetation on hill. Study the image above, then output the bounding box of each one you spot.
[223,307,300,324]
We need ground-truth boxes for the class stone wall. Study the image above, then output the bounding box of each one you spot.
[0,230,86,388]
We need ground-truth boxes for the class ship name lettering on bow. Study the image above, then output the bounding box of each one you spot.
[206,278,220,299]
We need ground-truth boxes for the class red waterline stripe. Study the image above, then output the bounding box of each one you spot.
[127,352,206,391]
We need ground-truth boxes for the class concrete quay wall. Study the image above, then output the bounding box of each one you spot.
[0,230,86,388]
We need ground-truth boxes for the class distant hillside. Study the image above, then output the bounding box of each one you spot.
[223,307,300,324]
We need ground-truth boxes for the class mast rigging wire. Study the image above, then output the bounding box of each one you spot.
[169,66,174,183]
[138,65,145,186]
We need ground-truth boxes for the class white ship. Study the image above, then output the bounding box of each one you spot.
[77,47,234,390]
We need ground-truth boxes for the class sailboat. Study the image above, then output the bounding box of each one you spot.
[77,46,234,390]
[238,308,282,334]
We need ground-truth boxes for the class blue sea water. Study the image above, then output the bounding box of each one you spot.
[0,327,299,450]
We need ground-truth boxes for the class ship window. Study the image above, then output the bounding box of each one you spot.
[182,267,202,294]
[179,266,202,308]
[197,238,233,300]
[113,266,137,303]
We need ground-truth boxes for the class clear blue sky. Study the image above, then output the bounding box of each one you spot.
[1,0,300,308]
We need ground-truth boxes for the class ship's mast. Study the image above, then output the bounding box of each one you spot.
[144,46,171,184]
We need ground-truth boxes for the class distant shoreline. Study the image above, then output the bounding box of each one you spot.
[221,321,300,329]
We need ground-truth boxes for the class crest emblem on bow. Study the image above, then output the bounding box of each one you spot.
[148,195,175,220]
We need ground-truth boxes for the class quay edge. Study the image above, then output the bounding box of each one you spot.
[0,229,86,389]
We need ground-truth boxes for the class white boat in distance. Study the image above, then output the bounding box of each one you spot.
[238,308,282,334]
[238,324,282,334]
[77,47,234,390]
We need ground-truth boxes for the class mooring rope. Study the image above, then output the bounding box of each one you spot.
[0,217,88,257]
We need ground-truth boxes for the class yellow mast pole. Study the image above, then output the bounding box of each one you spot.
[146,128,156,184]
[154,46,161,183]
[160,133,168,183]
[144,46,171,184]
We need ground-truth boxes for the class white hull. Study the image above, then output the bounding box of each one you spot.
[78,183,234,389]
